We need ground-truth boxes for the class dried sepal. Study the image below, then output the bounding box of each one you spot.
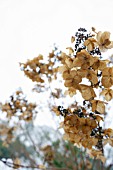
[77,69,88,78]
[101,67,113,88]
[91,100,106,114]
[84,38,97,51]
[79,84,96,100]
[65,58,73,68]
[92,57,108,71]
[86,70,98,85]
[71,36,75,43]
[100,88,113,101]
[64,87,77,97]
[58,65,68,73]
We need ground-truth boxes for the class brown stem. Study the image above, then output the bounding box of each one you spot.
[0,159,43,169]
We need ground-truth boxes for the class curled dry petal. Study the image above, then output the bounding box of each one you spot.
[66,47,74,55]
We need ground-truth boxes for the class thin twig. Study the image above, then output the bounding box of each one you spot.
[0,159,43,169]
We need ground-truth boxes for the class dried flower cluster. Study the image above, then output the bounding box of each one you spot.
[20,49,65,83]
[20,27,113,164]
[55,28,113,163]
[0,90,37,121]
[0,90,37,145]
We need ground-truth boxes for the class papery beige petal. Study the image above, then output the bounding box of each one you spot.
[73,76,82,84]
[73,58,82,67]
[100,32,110,43]
[102,77,112,88]
[96,101,105,114]
[66,47,74,55]
[107,41,113,49]
[105,92,112,101]
[64,79,73,87]
[58,65,68,73]
[70,70,77,78]
[79,85,96,100]
[65,58,73,68]
[77,69,88,77]
[87,70,98,84]
[71,36,75,43]
[96,31,102,43]
[91,100,97,112]
[100,89,108,96]
[63,70,70,80]
[99,61,107,70]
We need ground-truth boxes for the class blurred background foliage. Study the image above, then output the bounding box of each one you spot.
[0,121,113,170]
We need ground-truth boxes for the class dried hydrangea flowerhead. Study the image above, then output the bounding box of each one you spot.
[55,27,113,163]
[0,90,37,121]
[20,49,63,83]
[73,50,95,69]
[20,27,113,163]
[0,90,38,146]
[96,31,113,51]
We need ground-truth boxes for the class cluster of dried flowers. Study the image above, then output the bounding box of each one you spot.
[0,90,37,146]
[19,27,113,164]
[19,49,64,83]
[56,28,113,163]
[0,90,37,121]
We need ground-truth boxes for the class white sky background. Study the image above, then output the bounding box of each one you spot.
[0,0,113,126]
